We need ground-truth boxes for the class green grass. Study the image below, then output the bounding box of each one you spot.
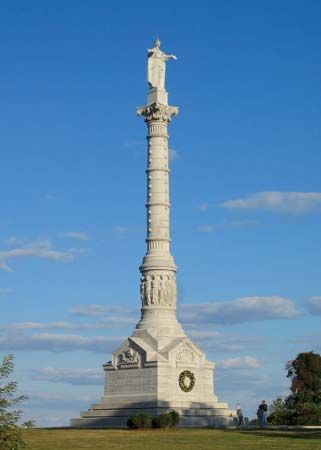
[23,428,321,450]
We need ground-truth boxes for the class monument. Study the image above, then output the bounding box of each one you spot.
[71,40,234,427]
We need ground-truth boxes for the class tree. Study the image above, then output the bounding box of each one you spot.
[0,354,27,450]
[268,351,321,425]
[286,351,321,405]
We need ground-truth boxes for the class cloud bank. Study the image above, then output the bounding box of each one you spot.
[179,296,301,325]
[221,191,321,214]
[0,332,123,353]
[217,356,261,369]
[33,367,103,385]
[306,296,321,315]
[0,240,81,272]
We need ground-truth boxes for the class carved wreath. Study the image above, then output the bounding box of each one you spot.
[178,370,195,392]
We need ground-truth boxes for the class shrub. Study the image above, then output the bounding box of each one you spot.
[127,412,152,429]
[297,403,321,425]
[152,410,180,428]
[168,410,180,427]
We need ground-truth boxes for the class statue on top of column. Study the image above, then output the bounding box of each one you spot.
[147,39,177,90]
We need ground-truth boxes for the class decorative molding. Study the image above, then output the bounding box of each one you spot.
[140,273,176,307]
[179,370,196,393]
[137,103,178,123]
[117,347,139,366]
[176,347,196,364]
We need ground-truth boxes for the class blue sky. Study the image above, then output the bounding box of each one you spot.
[1,0,321,426]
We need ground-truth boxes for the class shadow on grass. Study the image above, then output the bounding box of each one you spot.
[239,430,321,441]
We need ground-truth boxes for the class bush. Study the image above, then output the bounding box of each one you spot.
[268,397,297,425]
[297,403,321,425]
[127,412,152,429]
[152,410,180,428]
[127,410,180,429]
[268,396,321,425]
[168,410,180,427]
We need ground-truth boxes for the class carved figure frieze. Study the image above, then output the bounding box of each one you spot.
[140,273,176,308]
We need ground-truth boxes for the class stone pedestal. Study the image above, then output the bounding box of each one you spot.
[70,331,234,428]
[70,41,235,428]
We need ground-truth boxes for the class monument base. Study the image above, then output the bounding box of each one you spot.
[70,402,234,428]
[70,326,235,428]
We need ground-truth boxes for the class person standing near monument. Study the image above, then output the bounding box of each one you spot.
[257,400,268,428]
[236,404,245,427]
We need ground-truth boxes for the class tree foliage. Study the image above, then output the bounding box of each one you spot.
[268,351,321,425]
[286,351,321,404]
[0,354,27,450]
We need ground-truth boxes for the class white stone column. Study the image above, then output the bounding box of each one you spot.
[136,92,183,334]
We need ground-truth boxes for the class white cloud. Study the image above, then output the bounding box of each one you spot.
[0,332,124,353]
[59,232,89,241]
[33,367,103,385]
[199,203,209,212]
[221,191,321,214]
[198,225,219,233]
[0,288,13,294]
[0,316,137,331]
[169,148,180,161]
[70,304,111,316]
[198,220,257,233]
[0,322,75,331]
[113,226,129,235]
[306,296,321,315]
[123,140,144,149]
[0,240,78,272]
[217,356,261,369]
[3,237,24,246]
[179,296,301,325]
[290,332,321,352]
[70,304,134,317]
[187,330,265,353]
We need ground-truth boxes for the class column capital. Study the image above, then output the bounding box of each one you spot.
[137,103,179,123]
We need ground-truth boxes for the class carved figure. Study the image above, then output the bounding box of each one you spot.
[151,276,158,305]
[158,275,165,304]
[145,277,151,306]
[147,39,177,90]
[140,276,145,303]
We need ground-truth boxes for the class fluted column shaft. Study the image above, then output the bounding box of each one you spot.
[136,102,180,329]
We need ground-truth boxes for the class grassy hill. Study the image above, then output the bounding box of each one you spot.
[23,428,321,450]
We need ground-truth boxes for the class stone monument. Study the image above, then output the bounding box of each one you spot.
[71,40,235,427]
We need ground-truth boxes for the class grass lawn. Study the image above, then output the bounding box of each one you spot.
[23,428,321,450]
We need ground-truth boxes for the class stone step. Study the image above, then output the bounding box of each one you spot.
[79,406,233,419]
[70,412,233,428]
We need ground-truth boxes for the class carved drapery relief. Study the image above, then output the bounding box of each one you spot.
[117,347,139,366]
[140,273,176,308]
[176,347,196,364]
